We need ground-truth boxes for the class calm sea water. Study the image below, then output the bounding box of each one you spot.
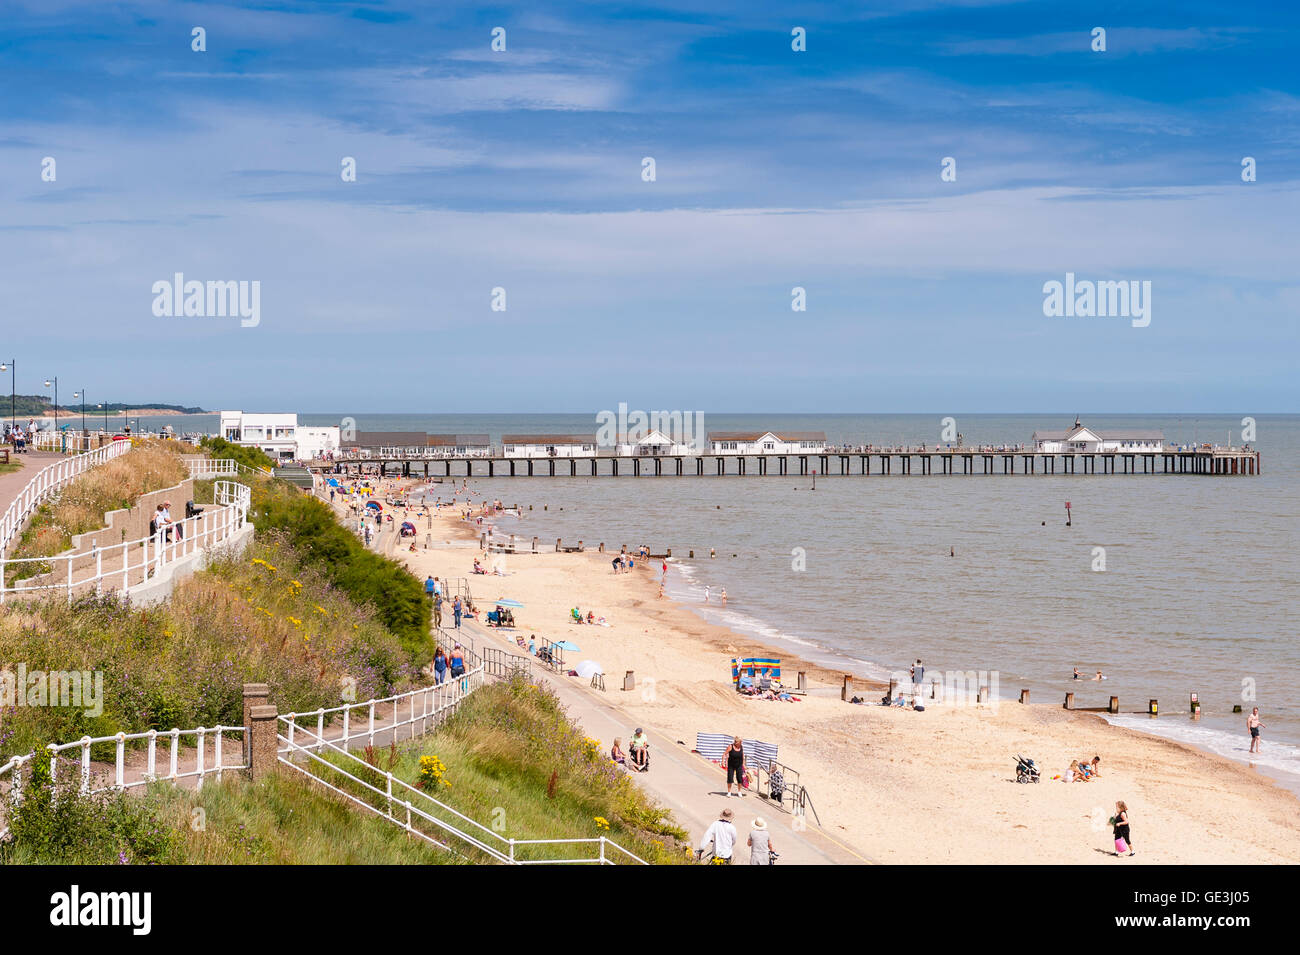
[154,412,1300,786]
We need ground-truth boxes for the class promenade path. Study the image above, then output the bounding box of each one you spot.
[0,452,64,516]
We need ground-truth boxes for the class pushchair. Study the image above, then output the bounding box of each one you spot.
[1015,754,1041,784]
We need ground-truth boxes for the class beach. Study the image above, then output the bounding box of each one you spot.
[353,479,1300,865]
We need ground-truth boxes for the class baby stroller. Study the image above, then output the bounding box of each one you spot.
[1015,754,1041,784]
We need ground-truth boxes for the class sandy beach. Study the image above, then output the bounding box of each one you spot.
[345,477,1300,865]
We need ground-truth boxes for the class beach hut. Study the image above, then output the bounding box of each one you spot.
[707,432,826,454]
[501,434,598,458]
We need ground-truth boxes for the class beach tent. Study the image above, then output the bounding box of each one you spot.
[575,660,603,680]
[730,657,782,685]
[552,640,580,652]
[365,501,382,510]
[400,521,416,533]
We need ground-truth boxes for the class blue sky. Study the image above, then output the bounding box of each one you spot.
[1,0,1296,413]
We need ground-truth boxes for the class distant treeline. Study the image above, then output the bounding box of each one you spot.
[0,394,206,415]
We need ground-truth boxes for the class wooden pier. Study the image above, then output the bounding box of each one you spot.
[319,448,1260,478]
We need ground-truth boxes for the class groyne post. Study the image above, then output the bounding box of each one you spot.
[844,675,854,701]
[1064,692,1074,710]
[1019,689,1030,704]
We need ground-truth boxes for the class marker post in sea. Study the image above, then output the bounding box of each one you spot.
[1065,501,1072,526]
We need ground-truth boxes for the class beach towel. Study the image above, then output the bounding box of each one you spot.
[694,732,779,769]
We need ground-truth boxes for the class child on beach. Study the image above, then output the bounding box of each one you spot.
[1111,802,1135,856]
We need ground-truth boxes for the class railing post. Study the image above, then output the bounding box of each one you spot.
[114,732,126,790]
[146,729,157,781]
[196,728,207,791]
[169,728,180,778]
[81,736,92,793]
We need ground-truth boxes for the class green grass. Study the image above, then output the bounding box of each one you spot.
[0,537,415,761]
[327,676,690,864]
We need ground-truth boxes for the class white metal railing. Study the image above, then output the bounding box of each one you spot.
[279,666,487,753]
[0,438,133,556]
[0,480,250,603]
[277,707,646,865]
[185,457,272,477]
[1,725,247,838]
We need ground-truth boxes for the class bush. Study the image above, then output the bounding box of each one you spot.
[0,759,176,865]
[199,436,276,473]
[246,479,430,661]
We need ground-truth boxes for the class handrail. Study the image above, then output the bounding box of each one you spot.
[0,439,133,555]
[1,724,248,838]
[277,713,646,865]
[279,667,486,752]
[0,480,250,602]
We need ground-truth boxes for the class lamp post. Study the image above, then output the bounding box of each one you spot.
[73,390,86,433]
[44,377,59,451]
[98,402,108,432]
[0,360,13,436]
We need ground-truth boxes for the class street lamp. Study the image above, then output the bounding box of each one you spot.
[0,360,13,436]
[44,377,59,450]
[98,402,108,432]
[73,390,86,433]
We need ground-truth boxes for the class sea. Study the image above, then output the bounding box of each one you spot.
[132,412,1300,791]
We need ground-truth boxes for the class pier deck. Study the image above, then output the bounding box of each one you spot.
[316,448,1260,478]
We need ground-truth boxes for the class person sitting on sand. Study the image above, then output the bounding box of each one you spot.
[1077,756,1101,779]
[473,558,485,574]
[586,611,595,624]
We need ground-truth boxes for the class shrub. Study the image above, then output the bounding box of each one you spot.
[199,436,275,472]
[245,479,430,661]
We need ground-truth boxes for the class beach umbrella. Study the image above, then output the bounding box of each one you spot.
[552,640,580,652]
[401,521,416,532]
[575,660,603,679]
[327,478,339,487]
[494,598,524,608]
[366,501,382,510]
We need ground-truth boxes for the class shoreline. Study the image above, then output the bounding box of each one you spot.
[350,476,1300,863]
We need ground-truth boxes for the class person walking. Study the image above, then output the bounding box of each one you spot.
[698,808,738,864]
[433,593,443,629]
[1112,801,1135,857]
[432,648,447,685]
[724,736,747,797]
[1248,707,1266,753]
[452,595,462,629]
[425,575,436,600]
[747,817,775,865]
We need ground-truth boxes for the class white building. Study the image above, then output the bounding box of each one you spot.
[218,411,340,462]
[707,431,827,454]
[426,434,492,457]
[502,434,597,458]
[1032,418,1164,453]
[616,429,699,456]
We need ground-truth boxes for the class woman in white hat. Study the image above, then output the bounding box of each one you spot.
[747,816,775,865]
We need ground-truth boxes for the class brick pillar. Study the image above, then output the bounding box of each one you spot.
[242,683,269,728]
[248,704,279,781]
